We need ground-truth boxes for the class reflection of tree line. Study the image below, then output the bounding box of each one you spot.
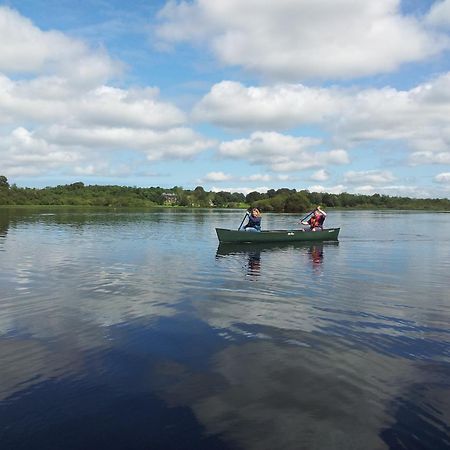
[0,207,205,238]
[0,209,10,239]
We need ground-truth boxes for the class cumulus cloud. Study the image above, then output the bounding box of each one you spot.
[0,127,85,176]
[426,0,450,28]
[202,171,233,182]
[219,131,349,172]
[156,0,448,80]
[0,7,214,179]
[0,6,120,85]
[194,74,450,165]
[307,184,346,195]
[307,183,433,198]
[349,184,434,198]
[1,124,215,178]
[310,169,330,182]
[343,170,397,185]
[247,174,272,182]
[330,74,450,151]
[0,76,186,128]
[1,89,212,176]
[409,151,450,165]
[44,125,215,160]
[193,81,340,129]
[435,172,450,184]
[74,86,186,129]
[202,173,295,185]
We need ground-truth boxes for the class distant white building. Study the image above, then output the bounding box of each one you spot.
[162,193,177,205]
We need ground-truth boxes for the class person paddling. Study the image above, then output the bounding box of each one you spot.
[239,207,262,232]
[301,206,326,231]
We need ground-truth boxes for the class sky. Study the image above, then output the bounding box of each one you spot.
[1,0,450,198]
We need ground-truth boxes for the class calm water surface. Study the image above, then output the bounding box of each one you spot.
[0,208,449,450]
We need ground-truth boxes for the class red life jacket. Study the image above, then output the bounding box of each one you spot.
[309,214,325,229]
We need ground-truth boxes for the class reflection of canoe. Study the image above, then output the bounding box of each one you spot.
[215,227,340,243]
[216,241,338,257]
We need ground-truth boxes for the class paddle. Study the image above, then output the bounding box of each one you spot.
[299,209,315,224]
[238,211,249,230]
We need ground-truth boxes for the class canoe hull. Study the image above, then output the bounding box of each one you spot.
[215,227,340,243]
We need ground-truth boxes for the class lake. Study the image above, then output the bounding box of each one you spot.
[0,207,449,450]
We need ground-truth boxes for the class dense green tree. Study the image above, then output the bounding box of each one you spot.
[68,181,85,190]
[213,191,234,207]
[230,192,246,203]
[309,191,323,206]
[0,175,9,189]
[276,188,296,196]
[0,179,449,211]
[321,193,338,207]
[192,186,211,207]
[246,191,263,203]
[284,192,312,213]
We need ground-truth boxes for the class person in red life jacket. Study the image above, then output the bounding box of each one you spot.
[301,206,326,231]
[240,207,262,232]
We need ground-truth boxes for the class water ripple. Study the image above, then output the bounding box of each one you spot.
[1,209,449,450]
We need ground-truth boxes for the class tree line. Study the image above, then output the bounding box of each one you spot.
[0,176,449,212]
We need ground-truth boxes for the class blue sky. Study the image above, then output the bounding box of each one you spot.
[1,0,450,198]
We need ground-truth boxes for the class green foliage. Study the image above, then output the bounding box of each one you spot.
[0,180,449,211]
[246,191,264,203]
[191,185,211,207]
[0,175,9,189]
[284,192,311,212]
[254,191,312,212]
[212,191,246,207]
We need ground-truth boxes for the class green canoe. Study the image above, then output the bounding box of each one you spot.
[215,227,340,243]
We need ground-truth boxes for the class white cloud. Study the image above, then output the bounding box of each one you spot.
[75,86,186,129]
[0,76,186,128]
[0,127,85,176]
[73,164,104,176]
[45,125,215,160]
[307,183,435,198]
[0,75,68,124]
[435,172,450,184]
[1,124,215,178]
[409,151,450,165]
[1,122,214,179]
[344,170,397,185]
[156,0,448,80]
[195,74,450,166]
[204,173,295,184]
[0,6,120,85]
[0,7,215,179]
[203,171,233,182]
[247,174,272,182]
[307,184,346,194]
[330,75,450,150]
[349,184,433,198]
[426,0,450,28]
[193,81,340,129]
[219,131,349,172]
[310,169,330,182]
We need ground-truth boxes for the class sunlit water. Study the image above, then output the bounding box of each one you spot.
[0,208,449,450]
